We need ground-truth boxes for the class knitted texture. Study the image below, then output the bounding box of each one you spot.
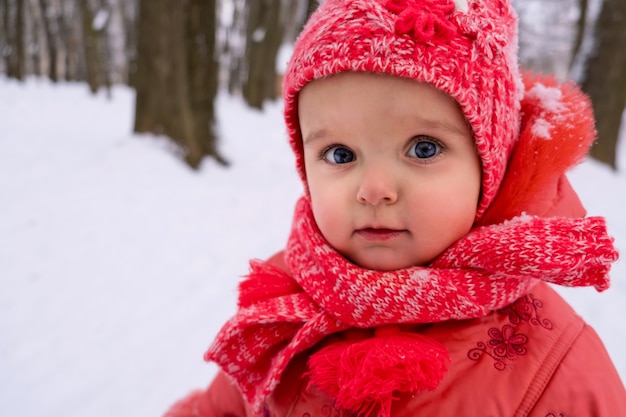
[283,0,523,218]
[206,74,619,415]
[205,198,617,415]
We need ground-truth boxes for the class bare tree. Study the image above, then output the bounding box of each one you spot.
[569,0,588,70]
[303,0,318,30]
[134,0,225,168]
[38,0,61,81]
[2,0,26,80]
[579,0,626,169]
[241,0,285,109]
[59,1,85,81]
[80,0,111,93]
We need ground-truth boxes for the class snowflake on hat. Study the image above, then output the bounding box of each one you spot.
[385,0,460,42]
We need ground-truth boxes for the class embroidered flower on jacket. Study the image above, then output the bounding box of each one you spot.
[468,293,552,370]
[488,325,528,358]
[500,294,553,329]
[385,0,459,43]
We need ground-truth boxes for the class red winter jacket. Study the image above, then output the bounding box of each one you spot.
[165,251,625,416]
[163,75,625,416]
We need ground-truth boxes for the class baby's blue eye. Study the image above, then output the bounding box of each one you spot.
[324,146,355,164]
[408,139,441,159]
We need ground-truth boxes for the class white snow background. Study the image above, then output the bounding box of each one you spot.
[1,77,624,417]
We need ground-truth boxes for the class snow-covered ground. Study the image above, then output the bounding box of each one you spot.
[0,78,624,417]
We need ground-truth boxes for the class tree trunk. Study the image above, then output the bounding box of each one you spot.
[58,1,83,81]
[241,0,285,109]
[185,0,222,167]
[122,4,137,87]
[3,0,25,80]
[38,0,58,82]
[134,0,225,168]
[96,0,113,93]
[121,0,137,87]
[26,0,45,77]
[225,0,246,95]
[283,0,312,42]
[80,0,108,94]
[569,0,588,71]
[1,0,8,74]
[580,0,626,169]
[133,0,164,135]
[305,0,318,23]
[2,0,13,77]
[14,0,24,78]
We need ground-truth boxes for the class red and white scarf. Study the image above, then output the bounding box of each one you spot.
[205,197,617,415]
[205,75,619,415]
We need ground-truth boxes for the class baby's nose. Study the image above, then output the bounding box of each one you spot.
[356,165,399,205]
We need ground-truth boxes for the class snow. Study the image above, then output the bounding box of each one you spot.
[531,118,552,140]
[527,83,564,113]
[252,28,266,43]
[0,77,624,417]
[277,44,294,74]
[92,9,110,32]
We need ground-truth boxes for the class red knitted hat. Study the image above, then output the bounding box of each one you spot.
[283,0,523,218]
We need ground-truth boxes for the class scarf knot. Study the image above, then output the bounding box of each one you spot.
[205,197,617,416]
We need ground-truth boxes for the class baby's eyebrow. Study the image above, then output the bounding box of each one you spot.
[414,116,470,137]
[301,118,470,144]
[302,128,331,145]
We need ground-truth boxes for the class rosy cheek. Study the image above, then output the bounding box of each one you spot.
[313,204,332,230]
[309,196,326,223]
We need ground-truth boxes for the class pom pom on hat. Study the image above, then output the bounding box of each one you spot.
[283,0,524,218]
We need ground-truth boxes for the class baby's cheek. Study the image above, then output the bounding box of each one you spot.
[311,202,332,234]
[310,197,340,241]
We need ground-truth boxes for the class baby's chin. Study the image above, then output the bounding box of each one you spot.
[347,251,431,272]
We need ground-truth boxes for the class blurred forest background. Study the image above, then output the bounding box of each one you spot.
[1,0,624,170]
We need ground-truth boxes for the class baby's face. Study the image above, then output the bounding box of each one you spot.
[299,72,481,271]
